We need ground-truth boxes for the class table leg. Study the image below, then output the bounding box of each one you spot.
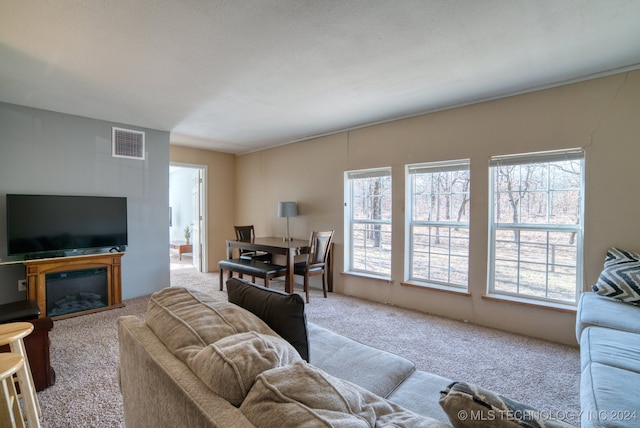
[286,250,295,293]
[327,244,333,292]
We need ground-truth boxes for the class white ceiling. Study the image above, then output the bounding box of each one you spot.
[1,1,640,155]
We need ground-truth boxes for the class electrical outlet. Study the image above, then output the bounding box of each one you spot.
[18,279,27,292]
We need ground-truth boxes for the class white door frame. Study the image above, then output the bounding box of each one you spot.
[170,162,208,272]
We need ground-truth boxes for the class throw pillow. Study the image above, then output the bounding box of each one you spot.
[146,287,277,363]
[188,331,302,406]
[592,247,640,305]
[439,381,574,428]
[239,361,449,428]
[226,278,310,361]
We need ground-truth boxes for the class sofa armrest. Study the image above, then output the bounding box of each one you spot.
[576,293,640,342]
[118,316,256,428]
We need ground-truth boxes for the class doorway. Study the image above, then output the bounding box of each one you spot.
[169,163,207,272]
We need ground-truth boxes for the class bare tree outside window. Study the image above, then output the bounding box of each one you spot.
[346,168,392,276]
[407,161,470,288]
[490,150,584,304]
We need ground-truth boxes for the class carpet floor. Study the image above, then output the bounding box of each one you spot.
[36,257,581,427]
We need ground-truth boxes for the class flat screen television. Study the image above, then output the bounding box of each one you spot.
[6,194,128,258]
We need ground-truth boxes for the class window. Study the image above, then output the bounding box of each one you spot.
[344,168,392,277]
[488,149,584,304]
[406,160,470,288]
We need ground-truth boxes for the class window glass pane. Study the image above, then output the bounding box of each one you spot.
[346,168,392,277]
[493,228,581,301]
[493,158,582,226]
[549,189,581,225]
[494,260,519,294]
[519,190,548,224]
[518,261,548,298]
[548,264,577,302]
[489,150,583,304]
[351,222,392,275]
[351,175,391,221]
[407,160,470,288]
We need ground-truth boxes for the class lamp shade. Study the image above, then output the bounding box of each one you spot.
[277,201,298,218]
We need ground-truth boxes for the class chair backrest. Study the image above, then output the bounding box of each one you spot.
[234,225,255,242]
[307,230,334,267]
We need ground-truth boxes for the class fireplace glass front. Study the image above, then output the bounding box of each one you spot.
[45,267,108,317]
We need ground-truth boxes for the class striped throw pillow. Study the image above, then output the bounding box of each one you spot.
[592,248,640,305]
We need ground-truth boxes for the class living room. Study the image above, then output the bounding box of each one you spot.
[1,0,640,348]
[1,2,640,426]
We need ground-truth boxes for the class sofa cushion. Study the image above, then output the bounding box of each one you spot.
[576,292,640,341]
[592,248,640,305]
[307,322,416,398]
[188,331,302,406]
[146,287,277,362]
[387,370,452,423]
[226,278,309,361]
[239,361,450,428]
[581,362,640,428]
[439,381,574,428]
[580,326,640,373]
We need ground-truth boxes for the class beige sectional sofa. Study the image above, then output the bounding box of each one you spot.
[118,283,451,427]
[118,279,572,427]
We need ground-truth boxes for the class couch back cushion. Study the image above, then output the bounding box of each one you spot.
[308,322,416,398]
[146,287,276,363]
[226,278,309,361]
[189,331,302,406]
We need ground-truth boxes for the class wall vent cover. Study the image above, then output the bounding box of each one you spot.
[112,127,145,160]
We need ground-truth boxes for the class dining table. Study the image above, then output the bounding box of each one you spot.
[225,236,332,294]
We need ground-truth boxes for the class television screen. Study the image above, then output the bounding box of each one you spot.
[6,194,128,258]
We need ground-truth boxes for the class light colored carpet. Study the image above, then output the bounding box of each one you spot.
[37,257,580,426]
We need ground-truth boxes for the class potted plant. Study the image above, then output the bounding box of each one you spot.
[184,225,191,244]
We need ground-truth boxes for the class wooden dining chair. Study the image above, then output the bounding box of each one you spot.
[294,230,334,303]
[233,225,272,282]
[234,225,272,262]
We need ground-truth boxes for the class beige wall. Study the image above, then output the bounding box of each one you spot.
[170,146,236,269]
[234,70,640,345]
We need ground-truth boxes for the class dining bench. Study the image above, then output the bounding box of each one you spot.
[218,258,287,290]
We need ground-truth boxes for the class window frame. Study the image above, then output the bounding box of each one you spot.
[487,149,585,305]
[405,159,471,289]
[344,167,392,278]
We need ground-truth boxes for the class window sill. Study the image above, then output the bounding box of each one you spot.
[401,280,471,296]
[341,271,393,284]
[482,293,577,313]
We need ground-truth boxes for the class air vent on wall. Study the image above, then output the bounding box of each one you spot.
[112,127,145,160]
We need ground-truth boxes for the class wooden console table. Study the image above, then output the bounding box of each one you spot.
[23,253,124,320]
[170,242,193,260]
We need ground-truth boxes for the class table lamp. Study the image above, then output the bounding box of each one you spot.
[277,201,298,241]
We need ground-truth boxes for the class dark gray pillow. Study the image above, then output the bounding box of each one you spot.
[226,278,309,361]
